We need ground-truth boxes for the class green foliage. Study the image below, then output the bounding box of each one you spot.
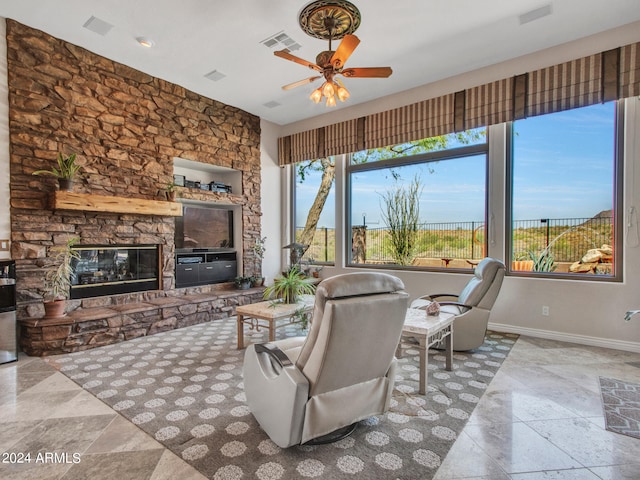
[263,267,316,304]
[351,129,486,164]
[44,237,81,301]
[379,175,423,265]
[33,153,82,179]
[527,249,557,272]
[234,276,252,288]
[252,236,267,259]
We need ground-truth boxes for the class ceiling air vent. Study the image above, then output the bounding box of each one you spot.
[519,4,553,25]
[204,70,227,82]
[260,31,301,52]
[82,16,114,36]
[263,101,282,109]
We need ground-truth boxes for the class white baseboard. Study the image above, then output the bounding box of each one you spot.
[488,322,640,353]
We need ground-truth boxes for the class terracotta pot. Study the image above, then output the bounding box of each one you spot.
[43,299,66,318]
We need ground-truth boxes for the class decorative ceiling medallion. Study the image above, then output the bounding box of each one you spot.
[298,0,361,40]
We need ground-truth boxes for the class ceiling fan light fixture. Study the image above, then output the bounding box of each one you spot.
[337,85,350,102]
[326,95,337,107]
[322,81,335,98]
[310,88,323,103]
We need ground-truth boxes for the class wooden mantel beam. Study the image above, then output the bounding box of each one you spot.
[50,191,183,217]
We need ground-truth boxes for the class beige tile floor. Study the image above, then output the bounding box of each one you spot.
[0,335,639,479]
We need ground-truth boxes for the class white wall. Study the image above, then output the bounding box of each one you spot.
[263,23,640,352]
[259,119,284,285]
[0,19,10,260]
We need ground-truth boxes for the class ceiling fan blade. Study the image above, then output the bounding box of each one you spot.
[341,67,393,78]
[330,34,360,68]
[274,49,322,72]
[282,76,322,90]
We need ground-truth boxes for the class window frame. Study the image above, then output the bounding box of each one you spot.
[345,141,490,271]
[290,157,337,266]
[505,100,624,282]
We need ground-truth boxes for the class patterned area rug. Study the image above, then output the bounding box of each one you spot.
[599,377,640,439]
[46,318,517,480]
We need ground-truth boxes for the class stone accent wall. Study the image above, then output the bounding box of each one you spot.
[6,20,262,333]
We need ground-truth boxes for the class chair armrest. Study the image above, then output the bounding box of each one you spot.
[437,301,473,311]
[255,343,293,368]
[419,293,458,301]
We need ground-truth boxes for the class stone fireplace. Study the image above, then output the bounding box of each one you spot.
[6,20,265,354]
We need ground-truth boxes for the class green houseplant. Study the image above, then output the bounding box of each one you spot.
[234,276,252,290]
[252,236,267,286]
[263,267,316,304]
[42,237,81,318]
[32,152,83,191]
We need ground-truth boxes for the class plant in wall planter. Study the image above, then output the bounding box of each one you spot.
[32,152,83,191]
[42,237,81,318]
[234,276,252,290]
[263,267,316,304]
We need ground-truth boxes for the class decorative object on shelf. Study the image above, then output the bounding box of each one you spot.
[312,265,324,278]
[42,237,81,318]
[250,275,264,288]
[283,242,308,270]
[263,267,317,304]
[165,181,177,201]
[32,152,83,191]
[173,174,186,187]
[235,276,253,290]
[274,0,392,107]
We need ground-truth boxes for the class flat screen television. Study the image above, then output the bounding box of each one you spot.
[175,205,234,250]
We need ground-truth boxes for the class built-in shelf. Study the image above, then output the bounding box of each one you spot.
[50,191,183,217]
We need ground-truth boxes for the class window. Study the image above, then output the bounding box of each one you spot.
[347,130,488,270]
[508,101,622,279]
[292,158,336,265]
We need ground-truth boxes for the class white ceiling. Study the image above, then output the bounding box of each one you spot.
[1,0,640,126]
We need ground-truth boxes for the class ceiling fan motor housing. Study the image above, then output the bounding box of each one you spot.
[299,0,361,40]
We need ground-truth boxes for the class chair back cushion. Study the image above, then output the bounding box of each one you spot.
[457,257,506,308]
[295,272,409,396]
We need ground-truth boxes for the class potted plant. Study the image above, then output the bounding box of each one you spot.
[252,236,267,286]
[234,276,252,290]
[166,181,178,201]
[42,237,81,318]
[32,152,82,191]
[263,267,316,304]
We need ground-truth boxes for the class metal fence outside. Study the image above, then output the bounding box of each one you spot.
[296,216,613,264]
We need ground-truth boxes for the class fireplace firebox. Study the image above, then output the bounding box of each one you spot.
[70,245,160,299]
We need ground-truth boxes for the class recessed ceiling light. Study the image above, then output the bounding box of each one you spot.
[136,36,155,48]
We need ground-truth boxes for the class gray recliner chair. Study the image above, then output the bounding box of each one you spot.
[243,272,409,448]
[411,257,505,351]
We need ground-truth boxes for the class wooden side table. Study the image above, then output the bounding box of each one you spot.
[397,308,454,395]
[236,295,315,349]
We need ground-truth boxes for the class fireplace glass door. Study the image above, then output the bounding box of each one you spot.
[71,245,160,299]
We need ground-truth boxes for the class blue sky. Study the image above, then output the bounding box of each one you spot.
[296,102,615,228]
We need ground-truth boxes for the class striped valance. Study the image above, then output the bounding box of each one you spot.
[527,53,603,117]
[364,95,455,151]
[278,40,640,166]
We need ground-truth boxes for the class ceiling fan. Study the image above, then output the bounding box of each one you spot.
[275,0,392,107]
